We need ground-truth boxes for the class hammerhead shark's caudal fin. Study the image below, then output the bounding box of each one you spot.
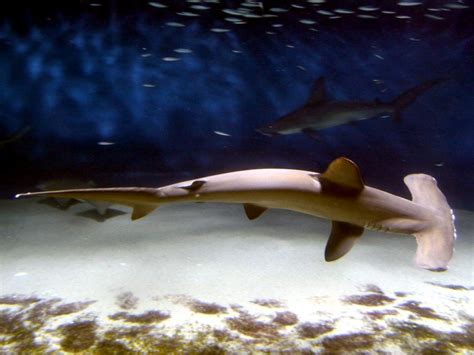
[15,188,160,221]
[403,174,456,271]
[391,78,445,121]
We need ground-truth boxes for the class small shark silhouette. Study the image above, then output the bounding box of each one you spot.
[257,77,444,137]
[16,157,456,271]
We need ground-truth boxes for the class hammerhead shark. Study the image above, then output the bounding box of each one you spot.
[257,77,444,137]
[16,157,456,271]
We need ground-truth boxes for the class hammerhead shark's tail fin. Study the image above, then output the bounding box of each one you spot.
[391,78,445,121]
[16,188,159,220]
[403,174,456,271]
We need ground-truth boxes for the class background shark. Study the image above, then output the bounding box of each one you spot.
[257,77,444,137]
[16,157,456,272]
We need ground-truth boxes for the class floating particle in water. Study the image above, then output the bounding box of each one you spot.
[272,23,283,28]
[398,1,422,6]
[14,272,28,277]
[222,9,243,16]
[300,19,317,24]
[97,141,115,145]
[409,37,421,41]
[357,14,378,19]
[225,17,241,22]
[148,2,167,8]
[241,2,263,9]
[190,5,210,10]
[434,162,444,167]
[270,8,288,13]
[334,8,354,14]
[141,53,152,57]
[266,31,276,35]
[166,22,186,27]
[214,131,231,137]
[232,50,243,53]
[177,11,200,17]
[308,0,326,3]
[329,16,342,19]
[382,10,396,14]
[359,6,379,11]
[286,44,295,48]
[297,65,307,71]
[162,57,181,61]
[427,8,442,11]
[317,10,334,15]
[445,3,469,9]
[174,48,193,53]
[89,3,102,6]
[425,14,444,20]
[291,4,305,9]
[211,28,230,32]
[142,84,156,88]
[242,13,262,18]
[396,15,412,19]
[234,21,247,24]
[374,54,384,60]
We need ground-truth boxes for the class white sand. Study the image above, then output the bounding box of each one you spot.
[0,199,472,352]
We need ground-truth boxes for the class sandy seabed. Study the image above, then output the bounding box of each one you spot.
[0,198,473,353]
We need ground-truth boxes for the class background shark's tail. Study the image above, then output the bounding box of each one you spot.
[391,78,445,121]
[403,174,456,271]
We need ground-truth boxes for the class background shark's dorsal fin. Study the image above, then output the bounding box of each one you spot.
[307,77,326,105]
[318,157,364,194]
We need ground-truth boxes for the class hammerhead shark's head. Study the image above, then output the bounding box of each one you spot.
[16,158,456,271]
[257,77,444,137]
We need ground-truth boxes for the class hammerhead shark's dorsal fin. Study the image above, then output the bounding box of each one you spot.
[243,203,268,220]
[307,77,327,105]
[325,221,365,261]
[318,157,364,195]
[178,180,207,192]
[131,204,158,221]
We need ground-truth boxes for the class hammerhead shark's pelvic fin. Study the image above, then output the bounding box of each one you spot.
[15,157,456,271]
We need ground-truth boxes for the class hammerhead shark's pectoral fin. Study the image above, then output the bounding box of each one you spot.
[325,221,364,261]
[132,205,158,221]
[243,203,268,220]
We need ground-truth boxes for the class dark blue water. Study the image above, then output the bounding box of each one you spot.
[1,0,473,208]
